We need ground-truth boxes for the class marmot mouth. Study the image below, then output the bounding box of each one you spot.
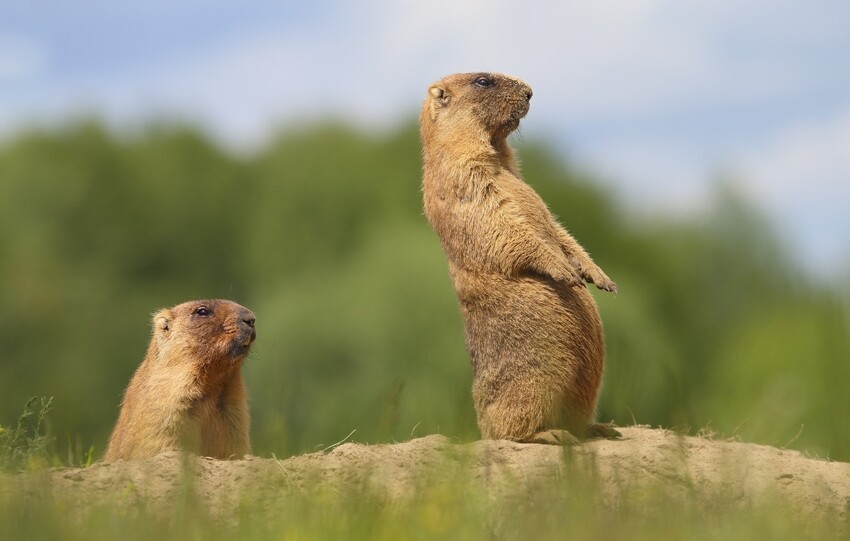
[229,329,256,359]
[501,118,521,133]
[229,341,253,359]
[512,107,529,122]
[502,107,528,132]
[239,329,256,347]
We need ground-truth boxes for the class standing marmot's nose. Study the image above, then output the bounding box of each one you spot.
[525,88,533,101]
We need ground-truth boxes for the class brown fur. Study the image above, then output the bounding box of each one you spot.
[104,299,256,461]
[419,72,620,443]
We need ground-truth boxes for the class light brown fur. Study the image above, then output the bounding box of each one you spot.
[419,72,620,444]
[104,299,256,461]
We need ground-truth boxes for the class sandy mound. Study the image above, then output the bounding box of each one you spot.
[6,427,850,525]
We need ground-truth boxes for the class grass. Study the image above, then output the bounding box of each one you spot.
[0,396,54,473]
[1,399,848,541]
[0,459,841,541]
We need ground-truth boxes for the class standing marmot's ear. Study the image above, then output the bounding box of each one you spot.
[428,85,450,120]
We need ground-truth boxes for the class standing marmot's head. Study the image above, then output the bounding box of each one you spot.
[420,72,533,144]
[151,299,256,369]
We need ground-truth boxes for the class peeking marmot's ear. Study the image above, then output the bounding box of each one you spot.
[428,85,450,120]
[153,311,170,333]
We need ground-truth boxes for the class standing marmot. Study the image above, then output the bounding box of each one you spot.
[104,299,256,461]
[420,72,620,444]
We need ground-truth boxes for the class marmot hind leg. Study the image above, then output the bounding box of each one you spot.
[523,425,621,445]
[584,423,622,439]
[525,429,579,445]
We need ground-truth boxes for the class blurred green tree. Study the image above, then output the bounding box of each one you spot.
[0,120,847,460]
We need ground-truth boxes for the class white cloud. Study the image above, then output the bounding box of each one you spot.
[0,1,842,140]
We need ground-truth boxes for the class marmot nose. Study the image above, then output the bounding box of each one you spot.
[525,89,533,101]
[241,310,256,328]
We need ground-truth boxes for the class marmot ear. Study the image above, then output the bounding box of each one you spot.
[153,311,170,333]
[428,85,450,120]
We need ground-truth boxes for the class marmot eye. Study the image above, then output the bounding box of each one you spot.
[473,76,494,88]
[194,307,212,317]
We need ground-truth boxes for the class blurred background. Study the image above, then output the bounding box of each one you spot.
[1,1,848,461]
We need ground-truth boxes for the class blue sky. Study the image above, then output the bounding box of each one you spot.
[2,0,849,277]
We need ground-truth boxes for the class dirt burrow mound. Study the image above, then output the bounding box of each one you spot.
[5,427,850,524]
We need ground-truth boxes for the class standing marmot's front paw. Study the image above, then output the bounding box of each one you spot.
[582,265,618,293]
[552,263,586,288]
[593,278,618,293]
[565,271,586,288]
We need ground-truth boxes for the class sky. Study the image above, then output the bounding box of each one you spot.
[1,0,849,277]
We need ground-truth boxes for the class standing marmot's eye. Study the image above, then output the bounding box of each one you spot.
[473,76,495,88]
[194,307,212,317]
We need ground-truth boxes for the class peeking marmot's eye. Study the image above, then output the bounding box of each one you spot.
[194,307,212,317]
[473,76,495,88]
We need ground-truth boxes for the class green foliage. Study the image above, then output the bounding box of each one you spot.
[0,119,848,462]
[0,396,54,472]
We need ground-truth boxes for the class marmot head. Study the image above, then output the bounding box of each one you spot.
[151,299,257,369]
[420,72,533,145]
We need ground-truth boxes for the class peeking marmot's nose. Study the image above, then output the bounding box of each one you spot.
[240,310,256,328]
[525,89,533,101]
